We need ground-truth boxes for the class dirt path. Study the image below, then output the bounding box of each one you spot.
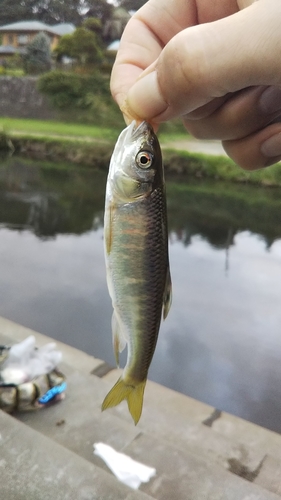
[162,137,227,156]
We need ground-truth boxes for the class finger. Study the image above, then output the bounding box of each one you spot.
[223,123,281,170]
[183,94,232,120]
[237,0,258,8]
[126,0,281,122]
[183,86,281,140]
[111,0,239,117]
[196,0,238,21]
[110,0,198,113]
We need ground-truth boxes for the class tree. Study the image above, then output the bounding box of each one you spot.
[0,0,114,26]
[54,34,74,60]
[84,0,113,25]
[31,0,82,25]
[82,17,103,37]
[55,27,103,65]
[0,0,30,25]
[23,32,52,74]
[117,0,146,12]
[103,7,130,43]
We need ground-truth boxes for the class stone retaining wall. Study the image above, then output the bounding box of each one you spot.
[0,76,58,120]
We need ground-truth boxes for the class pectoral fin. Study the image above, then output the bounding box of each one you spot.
[163,266,172,320]
[112,312,127,367]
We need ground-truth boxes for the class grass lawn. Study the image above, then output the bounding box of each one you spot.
[0,117,119,141]
[0,117,188,143]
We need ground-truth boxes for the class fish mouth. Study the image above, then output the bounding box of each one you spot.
[131,121,153,140]
[119,121,152,145]
[112,121,153,162]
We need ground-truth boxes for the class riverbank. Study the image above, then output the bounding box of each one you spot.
[0,118,281,187]
[7,134,281,187]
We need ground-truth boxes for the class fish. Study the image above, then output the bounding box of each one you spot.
[101,121,172,425]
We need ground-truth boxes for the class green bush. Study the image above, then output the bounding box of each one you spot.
[0,62,25,76]
[38,70,123,127]
[6,69,25,76]
[38,70,110,108]
[4,54,24,70]
[38,71,84,108]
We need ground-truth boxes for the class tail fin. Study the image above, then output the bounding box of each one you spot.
[101,377,146,425]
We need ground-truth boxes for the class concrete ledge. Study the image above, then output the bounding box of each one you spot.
[2,316,281,499]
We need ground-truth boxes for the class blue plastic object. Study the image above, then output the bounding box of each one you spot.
[38,381,67,404]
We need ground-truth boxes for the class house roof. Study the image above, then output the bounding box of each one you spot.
[53,23,75,35]
[107,40,120,51]
[0,45,25,54]
[0,45,17,54]
[112,8,131,20]
[0,21,75,36]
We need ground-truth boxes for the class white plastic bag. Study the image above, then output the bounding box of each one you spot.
[1,336,62,384]
[93,442,156,490]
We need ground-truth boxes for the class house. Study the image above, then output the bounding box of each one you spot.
[107,40,120,52]
[0,21,75,57]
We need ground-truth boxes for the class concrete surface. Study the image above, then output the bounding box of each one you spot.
[1,316,281,499]
[0,411,152,500]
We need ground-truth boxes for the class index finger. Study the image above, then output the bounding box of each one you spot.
[110,0,239,119]
[110,0,198,114]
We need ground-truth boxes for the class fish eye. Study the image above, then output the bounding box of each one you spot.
[135,151,154,169]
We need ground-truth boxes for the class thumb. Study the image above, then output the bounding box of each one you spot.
[126,0,281,123]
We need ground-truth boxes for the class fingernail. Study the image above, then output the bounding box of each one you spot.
[259,86,281,114]
[261,132,281,157]
[127,71,167,121]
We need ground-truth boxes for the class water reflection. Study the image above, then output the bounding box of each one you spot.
[1,157,281,433]
[0,158,106,236]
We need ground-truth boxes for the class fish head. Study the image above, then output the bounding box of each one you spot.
[108,121,163,202]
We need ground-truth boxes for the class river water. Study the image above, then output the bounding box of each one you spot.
[1,156,281,433]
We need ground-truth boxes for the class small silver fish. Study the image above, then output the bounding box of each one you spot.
[102,121,172,424]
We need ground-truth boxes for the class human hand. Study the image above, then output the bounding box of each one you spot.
[111,0,281,169]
